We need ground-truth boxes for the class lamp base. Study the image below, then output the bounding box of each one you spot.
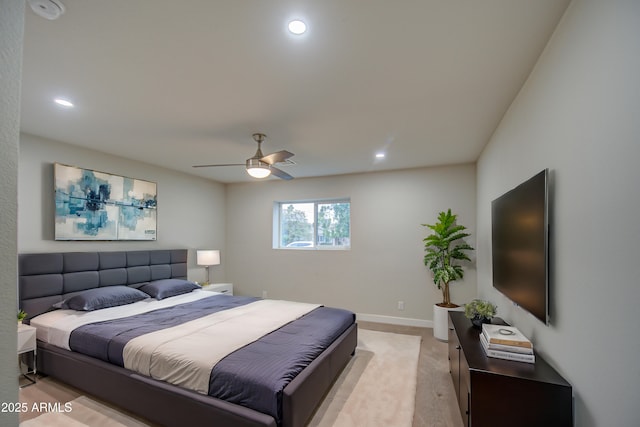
[204,266,211,286]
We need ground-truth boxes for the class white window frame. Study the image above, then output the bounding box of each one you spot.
[273,198,351,250]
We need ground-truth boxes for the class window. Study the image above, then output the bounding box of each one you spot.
[274,199,351,249]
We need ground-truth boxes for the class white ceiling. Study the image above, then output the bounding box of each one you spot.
[20,0,570,183]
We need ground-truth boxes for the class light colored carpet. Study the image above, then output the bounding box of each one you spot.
[20,329,422,427]
[310,329,421,426]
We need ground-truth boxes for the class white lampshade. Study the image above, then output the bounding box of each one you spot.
[197,250,220,266]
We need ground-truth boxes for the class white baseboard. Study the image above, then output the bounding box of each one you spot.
[356,313,432,328]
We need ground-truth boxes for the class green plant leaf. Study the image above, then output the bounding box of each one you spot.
[464,299,497,319]
[422,209,474,304]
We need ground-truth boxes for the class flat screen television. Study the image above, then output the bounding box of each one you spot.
[491,169,549,324]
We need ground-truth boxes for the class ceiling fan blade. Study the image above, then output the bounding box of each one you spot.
[192,163,244,168]
[270,166,294,180]
[260,150,294,165]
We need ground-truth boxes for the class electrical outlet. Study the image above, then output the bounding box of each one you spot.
[397,301,405,311]
[262,290,268,299]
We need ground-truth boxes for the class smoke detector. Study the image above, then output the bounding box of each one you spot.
[28,0,66,20]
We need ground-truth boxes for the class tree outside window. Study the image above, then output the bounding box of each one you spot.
[277,200,350,249]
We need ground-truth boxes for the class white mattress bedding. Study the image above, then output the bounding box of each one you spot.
[30,289,217,348]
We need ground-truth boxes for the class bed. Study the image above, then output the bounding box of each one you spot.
[19,249,357,427]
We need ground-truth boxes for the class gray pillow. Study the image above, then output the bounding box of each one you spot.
[139,279,200,300]
[54,286,148,311]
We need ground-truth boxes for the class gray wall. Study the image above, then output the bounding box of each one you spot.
[19,134,228,283]
[0,1,24,425]
[226,164,477,324]
[476,1,640,426]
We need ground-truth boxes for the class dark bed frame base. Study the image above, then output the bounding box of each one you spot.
[20,250,357,427]
[37,324,357,427]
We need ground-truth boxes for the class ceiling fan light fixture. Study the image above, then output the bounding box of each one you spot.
[246,158,272,178]
[247,167,271,179]
[192,132,293,180]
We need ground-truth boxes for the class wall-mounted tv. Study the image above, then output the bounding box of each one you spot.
[491,169,549,324]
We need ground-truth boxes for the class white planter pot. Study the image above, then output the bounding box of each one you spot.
[433,304,464,341]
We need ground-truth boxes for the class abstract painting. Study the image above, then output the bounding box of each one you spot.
[54,163,157,240]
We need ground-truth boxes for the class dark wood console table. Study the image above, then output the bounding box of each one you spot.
[448,311,573,427]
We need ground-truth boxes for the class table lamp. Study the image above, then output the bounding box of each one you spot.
[196,250,220,285]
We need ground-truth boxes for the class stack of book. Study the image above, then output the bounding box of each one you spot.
[480,324,535,364]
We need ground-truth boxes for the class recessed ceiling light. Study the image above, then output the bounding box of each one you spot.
[288,20,307,35]
[54,98,74,108]
[375,153,386,159]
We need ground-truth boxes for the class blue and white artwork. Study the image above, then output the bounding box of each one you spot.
[54,163,157,240]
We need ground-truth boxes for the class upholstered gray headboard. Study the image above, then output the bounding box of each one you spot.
[19,249,188,322]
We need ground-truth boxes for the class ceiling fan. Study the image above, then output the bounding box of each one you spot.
[193,133,294,180]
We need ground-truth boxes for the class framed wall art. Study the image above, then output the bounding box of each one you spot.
[54,163,157,241]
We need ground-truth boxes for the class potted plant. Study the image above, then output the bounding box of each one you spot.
[464,299,497,329]
[17,309,27,324]
[423,209,474,340]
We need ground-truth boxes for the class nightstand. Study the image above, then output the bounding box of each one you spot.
[18,323,37,387]
[201,283,234,295]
